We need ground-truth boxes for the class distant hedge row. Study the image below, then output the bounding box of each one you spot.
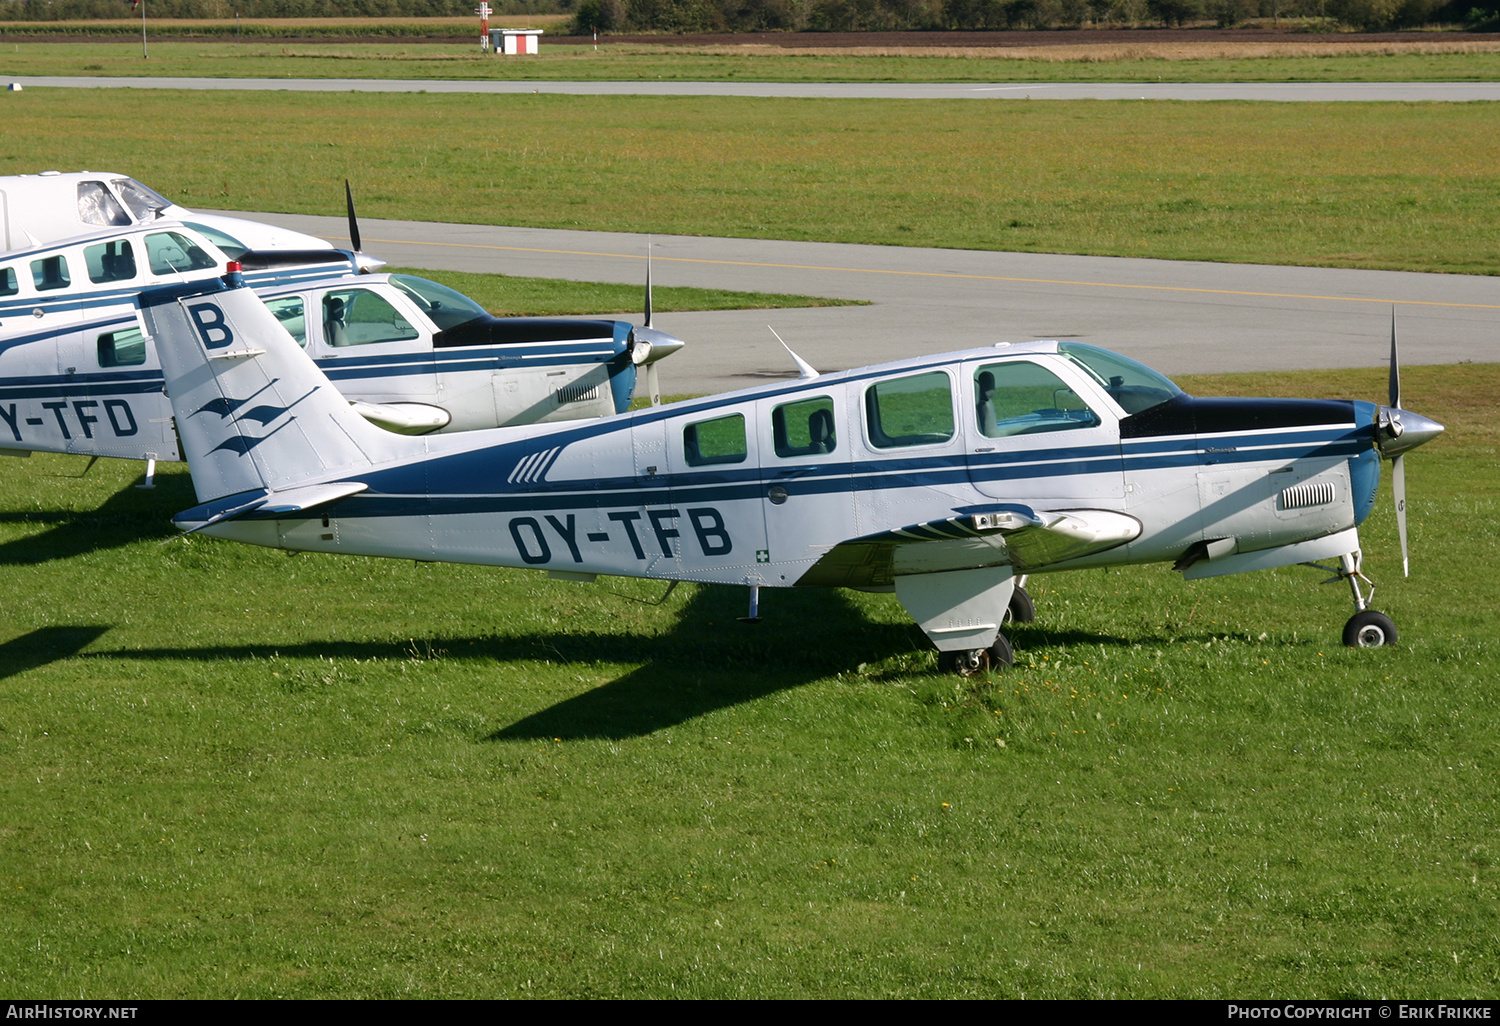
[0,0,1493,32]
[0,0,558,20]
[570,0,1497,32]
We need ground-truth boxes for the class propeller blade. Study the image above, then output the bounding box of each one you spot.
[644,238,653,329]
[1392,452,1409,577]
[1388,306,1401,410]
[344,179,362,255]
[647,361,662,408]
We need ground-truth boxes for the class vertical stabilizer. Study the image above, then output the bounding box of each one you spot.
[142,277,420,504]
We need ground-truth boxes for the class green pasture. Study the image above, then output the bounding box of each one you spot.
[385,266,859,316]
[0,363,1495,997]
[4,89,1499,274]
[4,39,1500,83]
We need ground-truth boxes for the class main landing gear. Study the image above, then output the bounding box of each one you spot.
[1007,576,1036,624]
[939,633,1015,678]
[1313,549,1398,649]
[934,579,1033,677]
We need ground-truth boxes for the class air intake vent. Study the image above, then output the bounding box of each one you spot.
[555,382,599,405]
[1281,480,1336,510]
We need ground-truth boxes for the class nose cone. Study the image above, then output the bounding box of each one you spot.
[1376,406,1445,458]
[630,325,686,366]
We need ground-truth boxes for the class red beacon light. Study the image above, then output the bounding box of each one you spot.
[222,260,245,286]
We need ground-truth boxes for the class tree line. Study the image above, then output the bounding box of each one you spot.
[572,0,1495,32]
[0,0,553,19]
[0,0,1492,33]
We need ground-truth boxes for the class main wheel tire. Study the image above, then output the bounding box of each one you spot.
[988,632,1014,668]
[1343,610,1397,648]
[1007,587,1036,624]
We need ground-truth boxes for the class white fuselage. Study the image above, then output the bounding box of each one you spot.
[198,343,1375,590]
[0,228,636,462]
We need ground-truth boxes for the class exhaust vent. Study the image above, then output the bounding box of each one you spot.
[555,382,600,405]
[1280,480,1336,511]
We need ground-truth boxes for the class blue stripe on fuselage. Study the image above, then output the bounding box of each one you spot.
[254,418,1367,522]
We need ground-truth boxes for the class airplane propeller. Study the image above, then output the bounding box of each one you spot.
[342,180,386,273]
[1373,309,1444,577]
[628,239,687,407]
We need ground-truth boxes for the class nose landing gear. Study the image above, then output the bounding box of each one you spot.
[1311,549,1398,649]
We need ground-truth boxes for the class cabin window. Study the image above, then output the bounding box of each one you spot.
[98,327,146,368]
[144,232,217,276]
[77,181,132,227]
[772,396,837,458]
[85,240,137,284]
[973,361,1100,438]
[264,297,307,347]
[322,289,420,348]
[864,371,954,449]
[0,268,16,297]
[683,413,747,467]
[30,255,71,292]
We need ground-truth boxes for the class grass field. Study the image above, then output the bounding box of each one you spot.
[0,363,1496,997]
[5,38,1500,83]
[4,89,1499,275]
[384,266,859,316]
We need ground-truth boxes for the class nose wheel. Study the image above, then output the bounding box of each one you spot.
[1314,548,1399,648]
[1343,609,1397,648]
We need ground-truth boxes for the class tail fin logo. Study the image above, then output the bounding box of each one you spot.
[210,421,292,456]
[191,379,282,422]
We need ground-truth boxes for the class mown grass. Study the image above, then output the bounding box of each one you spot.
[1,363,1496,997]
[6,39,1500,83]
[4,89,1499,274]
[387,266,862,317]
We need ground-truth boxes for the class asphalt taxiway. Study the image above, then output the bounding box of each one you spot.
[219,211,1498,395]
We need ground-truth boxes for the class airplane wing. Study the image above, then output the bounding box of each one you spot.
[797,504,1141,588]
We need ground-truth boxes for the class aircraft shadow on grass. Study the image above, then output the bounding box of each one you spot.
[81,584,930,739]
[0,624,113,682]
[0,474,195,566]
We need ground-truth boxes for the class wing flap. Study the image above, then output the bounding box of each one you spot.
[796,505,1140,588]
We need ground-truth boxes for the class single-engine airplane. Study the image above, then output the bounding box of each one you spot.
[145,271,1444,670]
[0,223,683,482]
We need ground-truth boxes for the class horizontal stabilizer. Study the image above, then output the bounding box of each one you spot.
[797,504,1140,587]
[173,481,369,532]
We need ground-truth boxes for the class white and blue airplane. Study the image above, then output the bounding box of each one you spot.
[0,221,682,482]
[144,270,1444,670]
[0,170,377,270]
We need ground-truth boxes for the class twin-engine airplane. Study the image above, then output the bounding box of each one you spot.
[0,170,374,269]
[146,271,1443,671]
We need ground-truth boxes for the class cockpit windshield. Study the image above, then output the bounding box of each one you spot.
[390,275,488,331]
[1058,342,1183,415]
[183,222,249,261]
[112,178,173,221]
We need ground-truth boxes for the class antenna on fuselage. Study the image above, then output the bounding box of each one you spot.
[769,327,818,380]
